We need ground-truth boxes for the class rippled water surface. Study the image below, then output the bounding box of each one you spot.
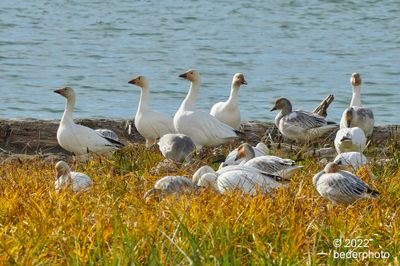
[0,0,399,124]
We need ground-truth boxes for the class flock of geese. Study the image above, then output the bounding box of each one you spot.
[53,70,379,205]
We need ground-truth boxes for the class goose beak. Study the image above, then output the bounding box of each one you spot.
[270,106,277,111]
[242,79,248,85]
[54,89,63,95]
[128,78,136,85]
[179,73,188,79]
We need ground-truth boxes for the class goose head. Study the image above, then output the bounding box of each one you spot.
[232,73,247,86]
[55,160,71,178]
[350,73,362,87]
[179,69,200,82]
[54,86,75,100]
[270,97,292,113]
[128,75,149,89]
[235,143,255,161]
[197,173,218,190]
[192,165,215,185]
[324,162,344,173]
[344,108,354,128]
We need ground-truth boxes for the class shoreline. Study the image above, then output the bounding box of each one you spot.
[1,118,399,159]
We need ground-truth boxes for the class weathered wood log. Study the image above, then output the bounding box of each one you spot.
[312,94,335,118]
[0,119,399,157]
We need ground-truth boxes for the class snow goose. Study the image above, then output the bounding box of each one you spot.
[334,152,376,179]
[143,176,196,199]
[271,98,337,143]
[220,142,269,168]
[312,162,378,205]
[54,161,92,193]
[210,73,247,129]
[197,166,283,195]
[334,109,366,154]
[128,76,175,147]
[174,69,238,148]
[54,87,124,160]
[157,133,195,163]
[235,143,303,179]
[340,73,374,137]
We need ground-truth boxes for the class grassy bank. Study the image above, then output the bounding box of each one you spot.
[0,143,399,265]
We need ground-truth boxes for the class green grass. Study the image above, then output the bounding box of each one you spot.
[0,143,399,265]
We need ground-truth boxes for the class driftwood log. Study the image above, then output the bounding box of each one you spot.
[0,119,399,158]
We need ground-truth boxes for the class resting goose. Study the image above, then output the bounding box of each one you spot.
[340,73,374,137]
[196,165,283,195]
[143,176,196,199]
[157,133,195,163]
[128,76,175,147]
[271,98,337,143]
[210,73,247,129]
[54,161,92,193]
[334,152,376,179]
[312,162,378,205]
[334,112,366,154]
[54,87,124,160]
[174,69,238,148]
[235,143,303,179]
[220,142,269,168]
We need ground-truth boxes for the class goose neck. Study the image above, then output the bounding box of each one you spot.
[138,87,150,112]
[350,85,362,107]
[60,96,75,126]
[180,80,200,111]
[226,83,240,105]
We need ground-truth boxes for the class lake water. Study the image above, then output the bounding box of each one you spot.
[0,0,399,125]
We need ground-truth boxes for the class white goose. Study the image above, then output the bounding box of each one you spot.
[55,87,124,160]
[193,164,285,194]
[143,176,196,199]
[334,111,366,154]
[340,73,374,137]
[196,165,283,195]
[312,162,378,205]
[54,161,92,193]
[174,69,238,148]
[210,73,247,129]
[128,76,175,147]
[271,98,337,143]
[333,152,376,179]
[234,143,303,179]
[220,142,269,168]
[157,133,195,163]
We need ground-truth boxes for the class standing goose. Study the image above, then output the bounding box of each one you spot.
[312,162,378,205]
[340,73,374,137]
[335,108,366,154]
[174,69,238,148]
[55,87,124,160]
[234,143,302,179]
[54,161,92,193]
[128,76,175,147]
[271,98,337,143]
[210,73,247,129]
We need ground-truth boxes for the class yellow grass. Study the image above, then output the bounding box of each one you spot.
[0,143,399,265]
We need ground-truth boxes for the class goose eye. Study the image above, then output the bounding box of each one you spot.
[190,72,193,74]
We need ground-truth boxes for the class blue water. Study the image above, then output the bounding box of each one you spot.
[0,0,399,124]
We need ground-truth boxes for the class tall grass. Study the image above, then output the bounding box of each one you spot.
[0,143,399,265]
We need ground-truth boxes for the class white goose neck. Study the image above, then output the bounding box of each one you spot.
[57,173,71,190]
[226,83,240,106]
[350,85,362,107]
[61,95,75,126]
[180,79,200,111]
[138,86,150,112]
